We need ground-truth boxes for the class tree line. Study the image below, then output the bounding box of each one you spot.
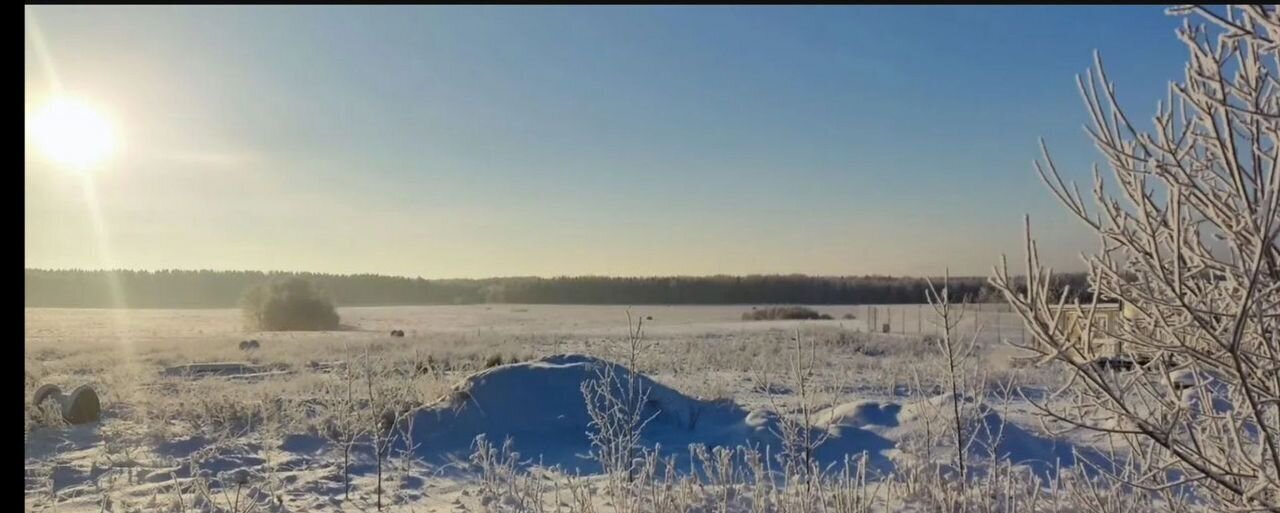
[24,268,1092,308]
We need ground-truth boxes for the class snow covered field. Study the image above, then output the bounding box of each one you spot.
[25,304,1131,512]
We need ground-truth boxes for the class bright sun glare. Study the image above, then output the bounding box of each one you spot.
[28,97,116,172]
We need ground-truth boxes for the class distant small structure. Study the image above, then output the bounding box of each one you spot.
[1047,303,1137,358]
[1047,302,1184,371]
[390,329,405,338]
[238,339,260,351]
[645,316,653,321]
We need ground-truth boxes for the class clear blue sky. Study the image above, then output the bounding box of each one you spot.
[25,5,1188,278]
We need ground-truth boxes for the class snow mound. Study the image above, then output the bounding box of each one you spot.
[815,401,902,430]
[817,394,1085,477]
[404,354,893,474]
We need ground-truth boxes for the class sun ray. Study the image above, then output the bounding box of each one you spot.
[24,7,61,93]
[27,7,133,358]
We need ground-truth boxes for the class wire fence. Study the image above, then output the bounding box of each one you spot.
[844,303,1027,346]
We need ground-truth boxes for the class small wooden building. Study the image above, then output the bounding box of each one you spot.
[1048,302,1139,358]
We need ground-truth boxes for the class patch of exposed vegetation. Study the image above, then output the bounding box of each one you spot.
[741,306,833,321]
[241,277,340,331]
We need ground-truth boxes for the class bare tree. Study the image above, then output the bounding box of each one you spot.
[581,313,658,489]
[318,345,364,502]
[990,5,1280,511]
[925,270,983,485]
[360,347,418,511]
[754,328,833,496]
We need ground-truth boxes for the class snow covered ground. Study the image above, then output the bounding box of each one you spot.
[25,305,1122,512]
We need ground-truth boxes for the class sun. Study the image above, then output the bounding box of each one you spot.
[27,96,117,172]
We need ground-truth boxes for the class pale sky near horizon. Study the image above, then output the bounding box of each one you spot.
[25,5,1189,279]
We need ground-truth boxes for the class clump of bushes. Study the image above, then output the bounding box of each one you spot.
[741,306,833,321]
[241,277,340,331]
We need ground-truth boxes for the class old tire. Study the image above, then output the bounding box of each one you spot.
[32,384,63,407]
[62,385,101,424]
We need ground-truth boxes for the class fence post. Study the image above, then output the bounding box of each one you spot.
[995,308,1002,342]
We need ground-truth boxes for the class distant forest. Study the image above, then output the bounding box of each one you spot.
[24,269,1093,309]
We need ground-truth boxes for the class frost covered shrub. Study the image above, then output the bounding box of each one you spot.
[991,6,1280,511]
[241,277,340,331]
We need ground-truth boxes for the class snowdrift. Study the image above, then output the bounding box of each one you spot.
[816,394,1087,477]
[403,354,895,474]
